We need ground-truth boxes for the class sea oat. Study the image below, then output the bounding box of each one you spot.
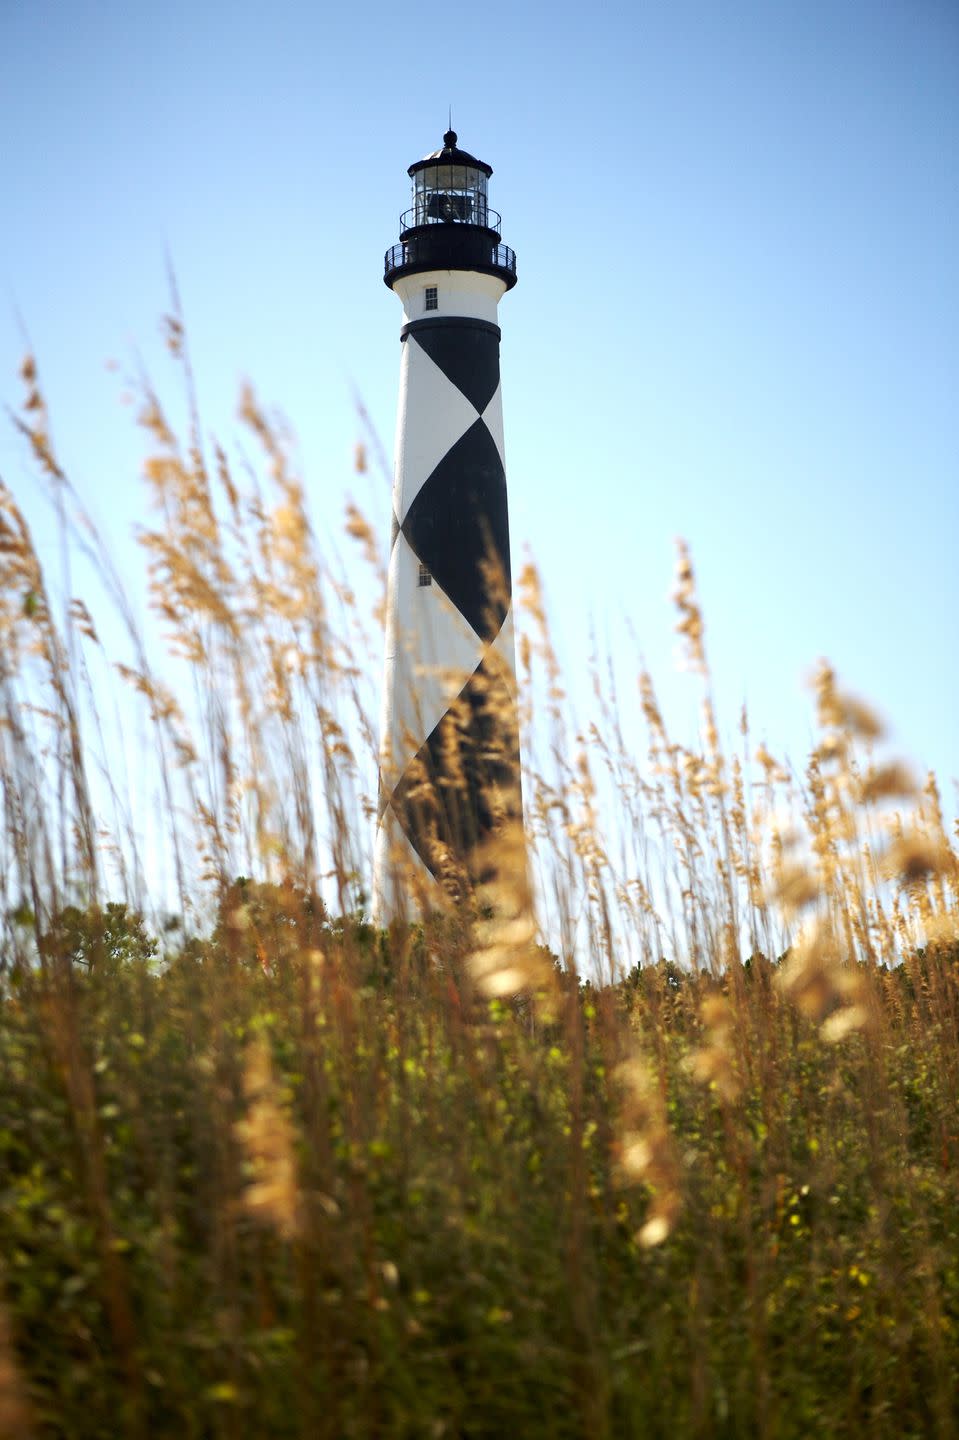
[686,990,741,1102]
[235,1036,301,1239]
[613,1054,682,1245]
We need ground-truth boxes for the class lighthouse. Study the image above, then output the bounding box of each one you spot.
[373,129,521,922]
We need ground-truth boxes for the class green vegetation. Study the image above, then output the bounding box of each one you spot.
[0,329,957,1436]
[2,908,957,1438]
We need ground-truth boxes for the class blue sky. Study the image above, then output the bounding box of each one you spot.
[2,0,957,818]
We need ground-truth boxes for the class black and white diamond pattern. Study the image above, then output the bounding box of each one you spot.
[375,317,520,912]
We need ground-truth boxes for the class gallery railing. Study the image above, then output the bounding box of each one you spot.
[399,203,502,235]
[384,240,516,282]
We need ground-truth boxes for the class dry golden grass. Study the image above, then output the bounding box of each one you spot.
[0,319,956,1438]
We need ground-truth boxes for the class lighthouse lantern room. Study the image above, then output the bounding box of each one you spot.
[384,130,517,293]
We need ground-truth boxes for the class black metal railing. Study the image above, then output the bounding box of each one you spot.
[399,203,502,236]
[384,241,516,282]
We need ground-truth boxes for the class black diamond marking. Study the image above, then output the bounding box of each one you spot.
[387,655,522,889]
[401,419,510,643]
[390,510,400,551]
[413,323,501,415]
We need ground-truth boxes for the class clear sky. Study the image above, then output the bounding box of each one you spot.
[2,0,957,820]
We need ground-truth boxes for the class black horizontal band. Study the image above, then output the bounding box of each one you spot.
[401,316,501,343]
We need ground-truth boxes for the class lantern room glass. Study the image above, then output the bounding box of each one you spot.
[413,165,489,228]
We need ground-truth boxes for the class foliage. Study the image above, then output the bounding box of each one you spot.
[1,915,957,1438]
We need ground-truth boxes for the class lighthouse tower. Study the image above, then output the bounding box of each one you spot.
[374,130,520,922]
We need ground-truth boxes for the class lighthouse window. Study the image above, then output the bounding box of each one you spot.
[418,562,432,587]
[424,286,438,312]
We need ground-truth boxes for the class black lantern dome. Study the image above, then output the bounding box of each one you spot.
[384,131,517,290]
[409,129,493,180]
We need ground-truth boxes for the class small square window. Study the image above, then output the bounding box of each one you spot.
[418,562,432,587]
[424,286,438,312]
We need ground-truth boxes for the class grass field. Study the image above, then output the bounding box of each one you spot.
[1,330,956,1438]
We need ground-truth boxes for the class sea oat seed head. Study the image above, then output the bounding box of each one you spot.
[638,1215,671,1249]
